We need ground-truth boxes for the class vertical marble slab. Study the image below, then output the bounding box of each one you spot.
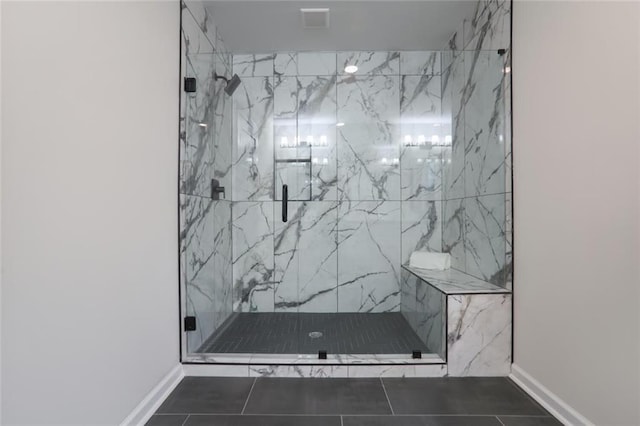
[463,50,507,198]
[181,194,216,353]
[447,293,511,376]
[181,53,216,198]
[464,194,506,286]
[233,54,275,77]
[183,0,217,50]
[463,0,511,51]
[400,269,446,358]
[504,192,512,289]
[232,76,274,201]
[298,75,338,201]
[212,51,233,197]
[298,52,337,76]
[181,3,214,55]
[337,75,400,201]
[400,74,442,201]
[337,52,400,75]
[274,202,338,312]
[400,51,441,76]
[441,51,465,201]
[232,201,275,312]
[416,280,446,359]
[337,201,401,312]
[401,201,442,265]
[442,199,465,271]
[212,200,233,330]
[400,268,418,331]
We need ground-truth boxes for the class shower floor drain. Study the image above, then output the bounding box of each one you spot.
[308,331,323,339]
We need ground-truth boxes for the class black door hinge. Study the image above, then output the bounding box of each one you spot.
[184,77,196,93]
[184,316,196,331]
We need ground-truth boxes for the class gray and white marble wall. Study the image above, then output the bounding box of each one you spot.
[230,51,445,314]
[441,0,512,289]
[180,0,234,352]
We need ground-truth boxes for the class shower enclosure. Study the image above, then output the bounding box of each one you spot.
[179,0,512,375]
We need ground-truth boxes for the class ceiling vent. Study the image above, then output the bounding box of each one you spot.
[301,8,330,29]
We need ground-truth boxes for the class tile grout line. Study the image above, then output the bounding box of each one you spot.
[180,414,190,426]
[379,377,395,415]
[495,415,506,426]
[241,377,258,414]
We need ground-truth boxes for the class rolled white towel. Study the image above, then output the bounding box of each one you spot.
[409,251,451,270]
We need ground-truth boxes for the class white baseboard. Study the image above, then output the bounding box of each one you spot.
[120,364,184,426]
[510,364,594,426]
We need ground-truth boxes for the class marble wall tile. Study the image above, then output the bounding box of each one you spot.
[181,3,214,55]
[464,194,506,287]
[505,192,512,290]
[232,77,274,201]
[212,51,233,198]
[298,52,337,76]
[233,54,275,77]
[181,54,216,198]
[337,201,401,312]
[181,194,216,353]
[274,201,338,312]
[416,280,446,359]
[401,201,442,265]
[464,194,506,286]
[447,293,511,376]
[274,52,298,76]
[183,0,217,51]
[442,199,465,271]
[232,201,275,312]
[463,50,507,198]
[298,75,338,200]
[400,51,441,76]
[337,52,400,75]
[212,200,233,329]
[400,269,446,359]
[464,0,511,51]
[249,365,348,378]
[400,75,442,201]
[441,52,465,200]
[337,75,400,201]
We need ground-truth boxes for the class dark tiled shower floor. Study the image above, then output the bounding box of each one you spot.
[200,312,430,354]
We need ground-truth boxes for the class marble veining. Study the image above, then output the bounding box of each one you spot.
[232,77,274,201]
[464,194,507,286]
[338,51,400,75]
[232,201,275,312]
[233,54,276,77]
[447,293,511,376]
[400,51,441,76]
[401,201,442,265]
[337,201,401,312]
[274,202,338,312]
[400,74,442,201]
[337,75,400,201]
[403,265,510,295]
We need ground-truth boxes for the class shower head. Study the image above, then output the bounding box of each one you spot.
[225,74,241,96]
[214,73,242,96]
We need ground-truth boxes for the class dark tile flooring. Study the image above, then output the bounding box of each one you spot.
[148,377,562,426]
[200,313,430,354]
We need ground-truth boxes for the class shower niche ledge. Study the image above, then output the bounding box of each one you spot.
[401,265,512,377]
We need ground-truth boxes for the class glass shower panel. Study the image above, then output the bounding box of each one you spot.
[183,50,235,355]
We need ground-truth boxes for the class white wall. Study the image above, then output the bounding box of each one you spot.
[513,1,640,425]
[1,1,180,424]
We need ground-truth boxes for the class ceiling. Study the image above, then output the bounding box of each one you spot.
[206,1,476,52]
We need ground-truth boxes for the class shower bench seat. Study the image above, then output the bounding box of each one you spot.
[400,265,512,376]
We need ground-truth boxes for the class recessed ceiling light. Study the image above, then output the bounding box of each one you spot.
[336,122,345,127]
[344,65,358,74]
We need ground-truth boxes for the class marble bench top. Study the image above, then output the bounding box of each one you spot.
[402,265,512,295]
